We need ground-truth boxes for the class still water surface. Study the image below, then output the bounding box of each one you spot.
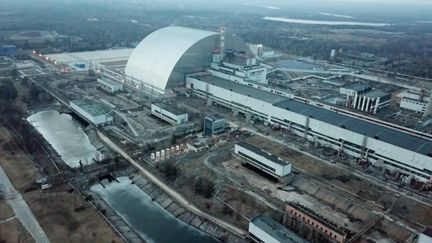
[91,177,220,243]
[27,110,97,167]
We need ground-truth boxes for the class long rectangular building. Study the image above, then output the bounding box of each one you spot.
[186,74,432,182]
[70,99,113,126]
[234,142,291,178]
[151,102,188,125]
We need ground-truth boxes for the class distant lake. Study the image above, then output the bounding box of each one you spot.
[27,110,98,167]
[91,177,219,243]
[263,17,390,27]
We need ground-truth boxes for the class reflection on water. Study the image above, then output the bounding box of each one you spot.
[91,177,219,243]
[27,110,97,167]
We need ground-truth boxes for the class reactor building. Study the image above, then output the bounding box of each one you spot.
[124,26,255,95]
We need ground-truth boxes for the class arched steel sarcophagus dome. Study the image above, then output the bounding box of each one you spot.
[125,26,252,94]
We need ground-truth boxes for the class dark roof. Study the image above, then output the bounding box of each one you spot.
[152,102,186,116]
[237,142,290,166]
[362,90,390,99]
[197,75,286,104]
[250,215,308,243]
[342,83,371,92]
[274,99,432,156]
[205,114,225,121]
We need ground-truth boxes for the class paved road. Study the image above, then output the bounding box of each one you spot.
[0,166,50,243]
[97,131,247,237]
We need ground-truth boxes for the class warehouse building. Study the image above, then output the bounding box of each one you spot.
[70,99,113,126]
[203,114,226,136]
[248,215,308,243]
[234,142,291,179]
[151,102,188,125]
[97,77,123,94]
[186,73,432,183]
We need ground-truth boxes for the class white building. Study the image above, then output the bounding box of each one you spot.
[151,102,188,125]
[97,77,123,93]
[234,142,291,178]
[70,99,113,126]
[186,74,432,183]
[400,97,427,114]
[249,215,308,243]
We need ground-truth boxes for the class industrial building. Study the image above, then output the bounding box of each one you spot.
[400,97,427,114]
[339,83,371,96]
[203,114,226,136]
[234,142,292,179]
[186,73,432,183]
[210,51,268,85]
[70,99,113,126]
[151,102,188,125]
[97,77,123,94]
[346,90,391,114]
[285,203,348,243]
[124,26,253,95]
[248,215,308,243]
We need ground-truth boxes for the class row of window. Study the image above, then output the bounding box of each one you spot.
[289,209,342,241]
[238,151,276,172]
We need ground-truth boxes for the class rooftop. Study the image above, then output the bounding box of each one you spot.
[152,102,186,116]
[237,142,290,166]
[362,90,390,99]
[250,215,308,243]
[70,99,111,117]
[194,74,286,104]
[342,83,371,92]
[274,99,432,156]
[205,114,225,121]
[194,74,432,157]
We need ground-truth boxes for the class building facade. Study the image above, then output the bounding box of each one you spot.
[203,115,226,136]
[187,74,432,183]
[70,99,113,126]
[151,102,188,125]
[234,142,291,178]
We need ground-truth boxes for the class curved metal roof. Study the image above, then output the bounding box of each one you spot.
[125,26,218,92]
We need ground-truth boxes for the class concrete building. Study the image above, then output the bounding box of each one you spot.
[151,102,188,125]
[285,203,348,243]
[210,51,268,85]
[124,26,252,95]
[400,97,427,114]
[203,115,226,136]
[339,83,371,96]
[234,142,291,178]
[348,90,391,114]
[97,77,123,94]
[70,99,113,126]
[249,215,307,243]
[186,73,432,183]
